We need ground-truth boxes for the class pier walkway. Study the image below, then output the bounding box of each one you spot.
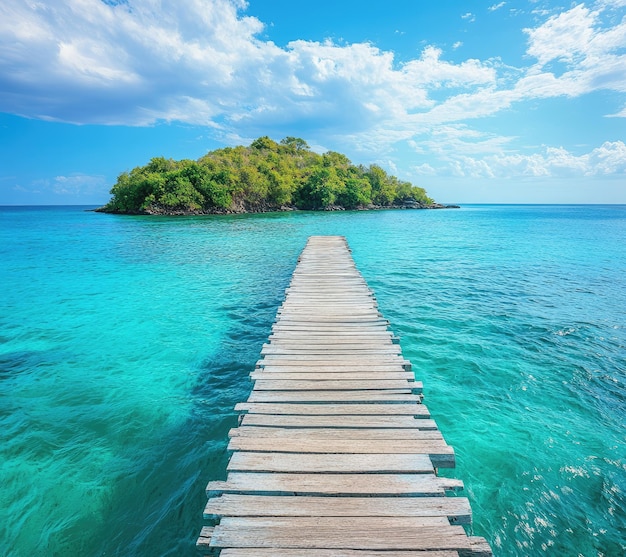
[197,236,491,556]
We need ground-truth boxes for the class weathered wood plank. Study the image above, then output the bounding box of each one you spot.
[261,349,403,356]
[269,331,393,337]
[239,414,436,429]
[247,391,423,403]
[214,515,451,529]
[271,325,391,332]
[209,517,470,551]
[258,359,412,370]
[226,438,455,468]
[266,340,399,347]
[218,550,460,557]
[227,452,434,473]
[204,494,472,524]
[252,379,420,391]
[250,371,415,381]
[256,364,412,372]
[234,402,431,417]
[207,472,463,496]
[265,341,398,348]
[277,306,378,312]
[272,319,390,325]
[196,525,214,548]
[228,426,444,440]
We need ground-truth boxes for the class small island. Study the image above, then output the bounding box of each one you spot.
[97,136,458,215]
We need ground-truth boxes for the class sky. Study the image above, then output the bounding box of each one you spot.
[0,0,625,205]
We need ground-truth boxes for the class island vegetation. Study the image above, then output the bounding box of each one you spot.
[98,136,452,215]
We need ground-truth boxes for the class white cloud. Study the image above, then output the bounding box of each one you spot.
[0,0,621,130]
[524,3,626,93]
[0,0,268,124]
[461,12,476,23]
[411,163,437,175]
[607,105,626,117]
[429,141,626,178]
[489,2,507,12]
[0,0,624,186]
[597,0,626,8]
[525,4,599,66]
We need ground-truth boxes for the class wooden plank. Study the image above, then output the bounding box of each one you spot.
[239,414,436,429]
[207,473,463,496]
[219,550,460,557]
[261,349,403,356]
[277,306,378,312]
[266,339,398,346]
[269,330,394,336]
[256,365,411,372]
[204,494,472,524]
[196,525,214,548]
[468,537,493,557]
[252,380,420,391]
[267,337,400,344]
[259,355,408,361]
[215,515,451,529]
[234,403,431,417]
[271,325,391,331]
[228,426,444,440]
[247,391,423,403]
[250,372,415,381]
[227,452,434,473]
[209,517,470,551]
[265,340,398,347]
[226,438,455,468]
[273,319,391,324]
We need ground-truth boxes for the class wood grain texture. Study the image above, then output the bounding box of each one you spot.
[234,402,431,417]
[206,472,463,496]
[227,452,435,473]
[204,494,472,524]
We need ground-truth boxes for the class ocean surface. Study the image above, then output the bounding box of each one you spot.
[0,204,624,556]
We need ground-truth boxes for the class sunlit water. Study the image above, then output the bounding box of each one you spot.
[1,205,624,556]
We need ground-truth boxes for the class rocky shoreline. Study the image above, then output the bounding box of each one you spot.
[95,200,460,216]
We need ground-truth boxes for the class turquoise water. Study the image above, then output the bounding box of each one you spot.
[1,205,624,556]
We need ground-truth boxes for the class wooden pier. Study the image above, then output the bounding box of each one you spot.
[198,236,491,556]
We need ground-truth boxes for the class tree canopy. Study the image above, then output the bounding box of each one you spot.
[100,136,434,214]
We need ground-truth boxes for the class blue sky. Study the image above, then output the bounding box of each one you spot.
[1,0,625,205]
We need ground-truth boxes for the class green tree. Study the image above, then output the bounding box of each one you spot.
[336,177,372,209]
[296,166,342,209]
[102,136,435,213]
[365,165,396,206]
[250,136,279,151]
[280,137,309,153]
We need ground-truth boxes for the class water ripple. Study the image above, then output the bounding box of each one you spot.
[1,205,625,556]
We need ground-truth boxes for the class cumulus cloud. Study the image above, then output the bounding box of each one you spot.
[524,3,626,92]
[0,0,499,134]
[0,0,267,124]
[0,0,624,181]
[0,1,621,127]
[424,141,626,179]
